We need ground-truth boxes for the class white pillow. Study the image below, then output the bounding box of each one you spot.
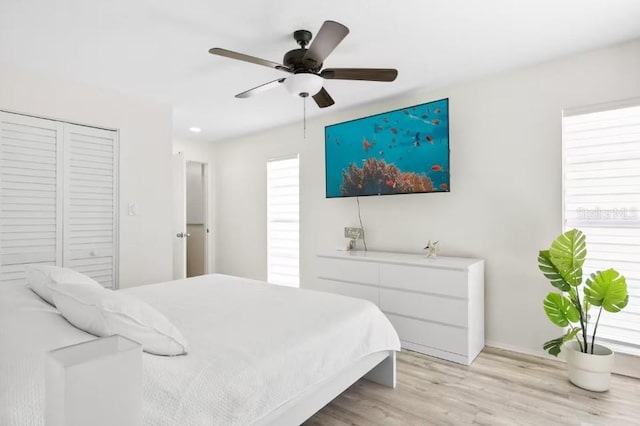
[51,283,188,356]
[26,264,102,305]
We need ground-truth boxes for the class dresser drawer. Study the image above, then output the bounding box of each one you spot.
[386,313,467,355]
[380,289,468,327]
[315,278,379,306]
[380,263,468,298]
[317,257,378,285]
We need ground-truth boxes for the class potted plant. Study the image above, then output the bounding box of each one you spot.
[538,228,629,392]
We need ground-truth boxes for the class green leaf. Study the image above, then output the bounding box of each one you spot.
[550,229,587,269]
[543,336,564,357]
[563,327,580,343]
[543,329,582,357]
[585,268,629,313]
[538,250,571,291]
[543,292,580,327]
[549,229,586,287]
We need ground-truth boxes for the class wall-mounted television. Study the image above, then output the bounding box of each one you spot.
[325,98,449,198]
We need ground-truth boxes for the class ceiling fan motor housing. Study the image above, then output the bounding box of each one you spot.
[283,48,322,72]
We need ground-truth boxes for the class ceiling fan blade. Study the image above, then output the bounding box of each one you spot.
[312,87,335,108]
[320,68,398,82]
[303,21,349,69]
[209,48,291,73]
[235,78,286,98]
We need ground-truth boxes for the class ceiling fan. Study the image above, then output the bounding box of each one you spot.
[209,20,398,108]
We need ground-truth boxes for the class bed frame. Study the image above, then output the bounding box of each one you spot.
[46,341,395,426]
[254,350,396,425]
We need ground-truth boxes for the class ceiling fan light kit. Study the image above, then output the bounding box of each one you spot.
[209,20,398,109]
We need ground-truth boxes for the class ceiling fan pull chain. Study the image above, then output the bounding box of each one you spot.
[303,95,307,139]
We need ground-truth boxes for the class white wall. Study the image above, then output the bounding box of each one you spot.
[0,64,174,288]
[200,38,640,355]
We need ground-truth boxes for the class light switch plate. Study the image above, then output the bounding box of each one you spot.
[344,227,363,239]
[127,203,137,216]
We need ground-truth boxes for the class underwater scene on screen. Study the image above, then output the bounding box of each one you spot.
[325,98,450,198]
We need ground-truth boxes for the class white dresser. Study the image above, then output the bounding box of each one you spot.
[316,250,484,365]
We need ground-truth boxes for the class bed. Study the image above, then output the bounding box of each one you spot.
[0,273,400,425]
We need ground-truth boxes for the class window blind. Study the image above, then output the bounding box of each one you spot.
[563,102,640,352]
[267,156,299,287]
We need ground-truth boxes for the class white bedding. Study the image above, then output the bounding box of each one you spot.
[0,273,400,425]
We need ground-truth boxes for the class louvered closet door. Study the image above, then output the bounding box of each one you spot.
[0,112,63,285]
[63,124,118,288]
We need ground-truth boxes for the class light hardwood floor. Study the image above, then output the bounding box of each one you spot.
[305,347,640,426]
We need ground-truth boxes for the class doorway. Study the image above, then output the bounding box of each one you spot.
[186,161,208,278]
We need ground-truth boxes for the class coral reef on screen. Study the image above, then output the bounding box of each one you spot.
[340,158,434,196]
[325,98,449,198]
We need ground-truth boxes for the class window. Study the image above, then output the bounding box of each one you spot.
[267,156,299,287]
[562,100,640,353]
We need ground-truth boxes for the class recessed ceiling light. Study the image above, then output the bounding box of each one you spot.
[189,127,202,133]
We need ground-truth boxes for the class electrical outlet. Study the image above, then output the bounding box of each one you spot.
[344,227,363,239]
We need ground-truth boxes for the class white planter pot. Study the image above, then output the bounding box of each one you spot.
[564,341,614,392]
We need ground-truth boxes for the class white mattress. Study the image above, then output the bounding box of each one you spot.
[0,274,400,425]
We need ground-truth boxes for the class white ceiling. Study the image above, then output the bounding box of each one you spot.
[2,0,640,143]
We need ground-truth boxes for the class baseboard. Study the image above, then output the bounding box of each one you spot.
[611,352,640,379]
[484,340,639,379]
[484,340,557,361]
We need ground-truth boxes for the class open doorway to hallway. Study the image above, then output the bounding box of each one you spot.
[186,161,208,277]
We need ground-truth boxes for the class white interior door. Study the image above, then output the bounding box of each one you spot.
[62,123,118,288]
[172,152,187,279]
[0,112,63,285]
